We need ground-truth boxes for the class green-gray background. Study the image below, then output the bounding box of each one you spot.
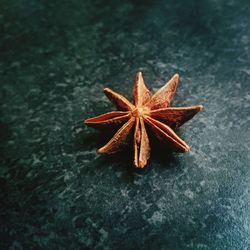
[0,0,250,249]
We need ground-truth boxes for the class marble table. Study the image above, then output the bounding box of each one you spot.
[1,0,250,249]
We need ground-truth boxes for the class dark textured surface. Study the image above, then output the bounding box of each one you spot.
[1,0,250,249]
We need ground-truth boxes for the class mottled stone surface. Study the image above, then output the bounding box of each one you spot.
[0,0,250,249]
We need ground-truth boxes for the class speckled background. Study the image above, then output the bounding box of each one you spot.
[0,0,250,249]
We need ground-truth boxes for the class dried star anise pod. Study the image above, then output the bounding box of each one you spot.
[84,72,203,168]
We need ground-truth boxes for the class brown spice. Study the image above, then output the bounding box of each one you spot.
[84,72,203,168]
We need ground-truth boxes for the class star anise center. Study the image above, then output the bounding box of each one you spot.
[131,107,149,118]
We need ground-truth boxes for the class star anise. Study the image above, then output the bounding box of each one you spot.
[84,72,203,168]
